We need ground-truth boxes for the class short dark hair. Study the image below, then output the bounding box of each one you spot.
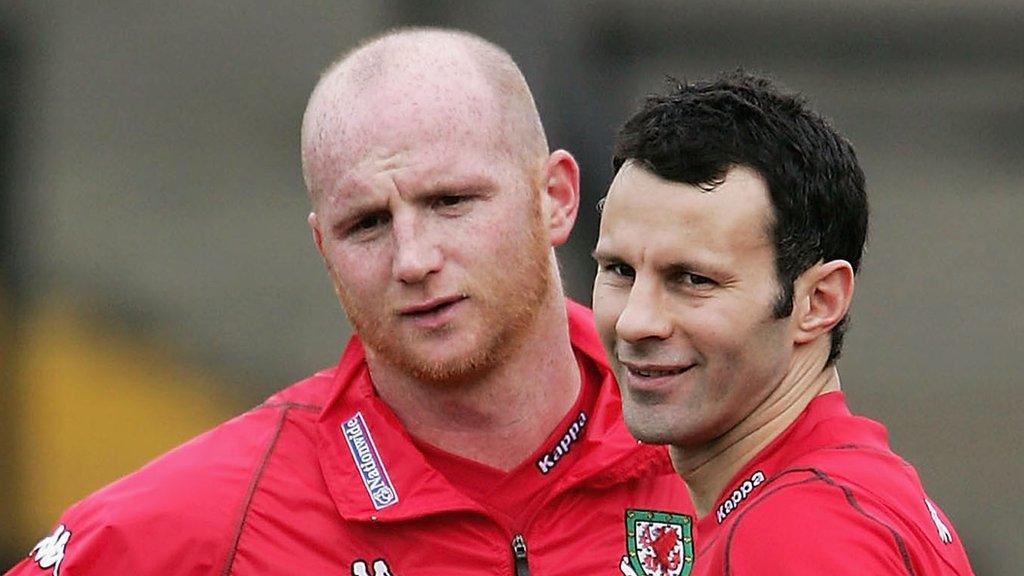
[613,71,868,364]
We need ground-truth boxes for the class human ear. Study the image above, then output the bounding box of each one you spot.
[540,149,580,247]
[793,260,855,344]
[307,211,325,255]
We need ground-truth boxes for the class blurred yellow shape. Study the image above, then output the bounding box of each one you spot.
[12,295,243,540]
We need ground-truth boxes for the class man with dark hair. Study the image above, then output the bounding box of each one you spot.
[6,29,691,576]
[593,72,974,574]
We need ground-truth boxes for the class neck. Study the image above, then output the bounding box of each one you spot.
[368,269,581,472]
[671,352,841,518]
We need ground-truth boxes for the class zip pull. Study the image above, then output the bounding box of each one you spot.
[511,533,530,576]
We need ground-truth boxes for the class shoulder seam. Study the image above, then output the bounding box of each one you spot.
[722,467,916,576]
[219,404,292,576]
[259,400,322,412]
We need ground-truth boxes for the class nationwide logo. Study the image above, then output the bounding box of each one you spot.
[342,412,399,510]
[30,524,71,576]
[716,470,765,524]
[536,411,587,474]
[621,509,693,576]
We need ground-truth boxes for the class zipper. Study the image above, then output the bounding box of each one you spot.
[510,533,530,576]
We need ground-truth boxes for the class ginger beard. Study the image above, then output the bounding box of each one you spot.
[334,188,553,386]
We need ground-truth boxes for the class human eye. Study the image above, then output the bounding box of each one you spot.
[430,191,477,215]
[677,271,716,290]
[434,194,464,208]
[345,211,391,239]
[599,261,636,281]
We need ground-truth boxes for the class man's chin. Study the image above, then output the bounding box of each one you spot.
[400,352,493,385]
[371,335,497,384]
[622,407,683,446]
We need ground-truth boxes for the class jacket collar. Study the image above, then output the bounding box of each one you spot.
[316,300,674,522]
[696,391,890,536]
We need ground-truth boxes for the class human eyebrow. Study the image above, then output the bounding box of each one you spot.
[420,185,488,204]
[410,176,496,200]
[590,247,618,264]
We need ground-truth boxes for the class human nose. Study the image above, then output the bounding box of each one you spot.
[391,215,443,284]
[615,278,673,342]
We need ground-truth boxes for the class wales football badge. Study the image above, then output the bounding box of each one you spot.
[622,509,693,576]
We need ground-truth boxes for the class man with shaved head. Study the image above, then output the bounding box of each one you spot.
[6,28,691,576]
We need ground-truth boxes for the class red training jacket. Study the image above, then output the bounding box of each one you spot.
[7,301,693,576]
[691,392,974,575]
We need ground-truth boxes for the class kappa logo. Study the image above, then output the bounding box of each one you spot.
[29,524,71,576]
[716,470,765,523]
[342,412,399,510]
[620,509,693,576]
[925,498,953,544]
[351,558,396,576]
[536,411,587,474]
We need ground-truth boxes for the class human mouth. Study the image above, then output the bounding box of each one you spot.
[619,360,694,391]
[398,295,467,328]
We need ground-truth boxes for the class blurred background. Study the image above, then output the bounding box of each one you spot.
[1,1,1021,572]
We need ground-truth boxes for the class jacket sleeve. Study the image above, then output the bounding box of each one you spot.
[4,507,223,576]
[4,406,285,576]
[3,462,237,576]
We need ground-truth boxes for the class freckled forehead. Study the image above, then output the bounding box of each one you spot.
[328,146,464,201]
[312,67,503,159]
[304,79,510,207]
